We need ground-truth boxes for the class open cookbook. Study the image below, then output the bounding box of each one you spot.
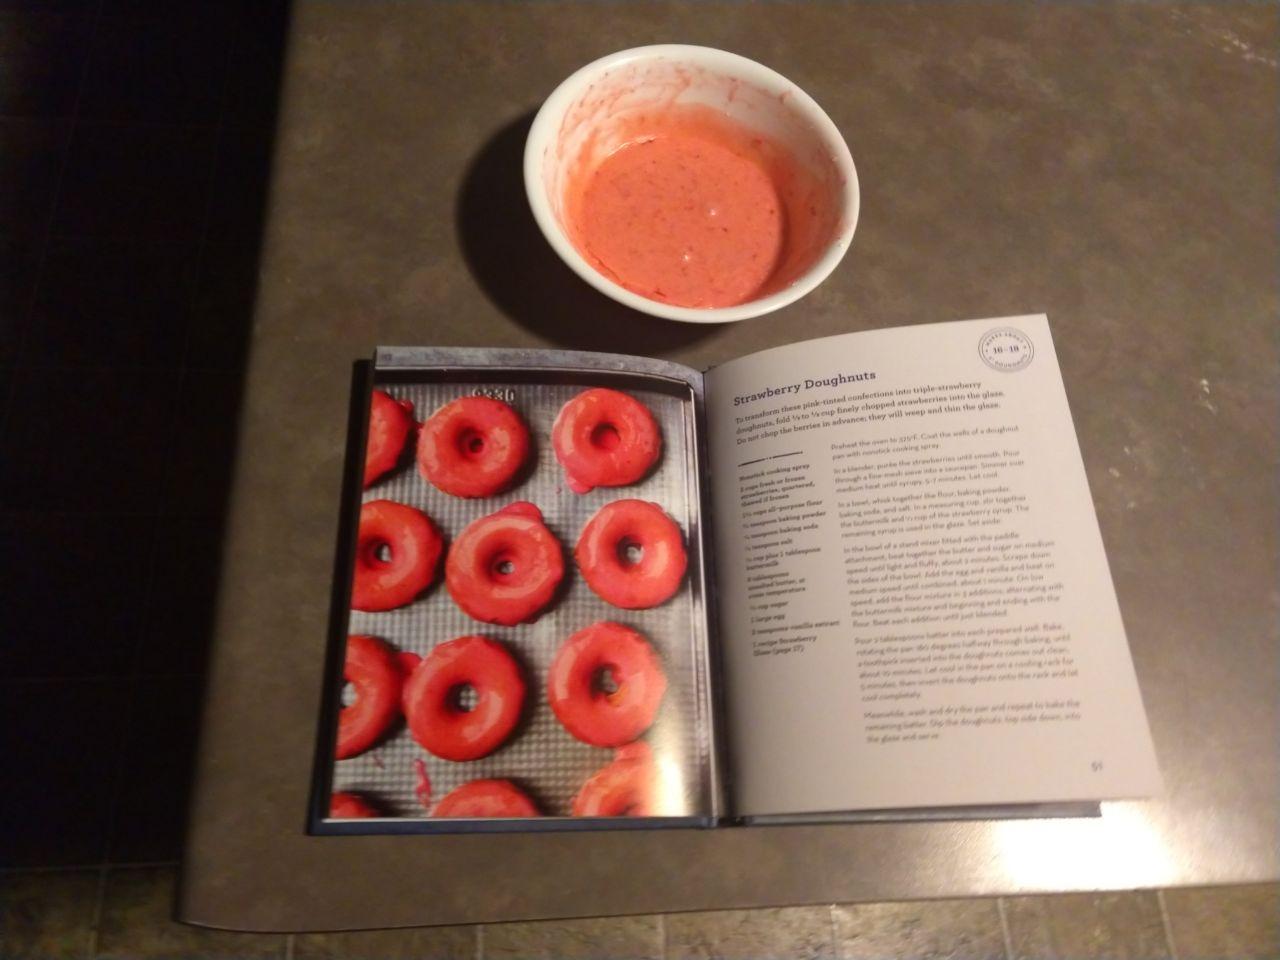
[310,314,1162,833]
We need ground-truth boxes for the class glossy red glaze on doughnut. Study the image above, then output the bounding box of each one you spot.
[403,636,525,761]
[336,634,403,759]
[549,622,667,747]
[352,500,443,612]
[329,792,380,818]
[575,500,687,609]
[552,388,661,493]
[572,741,665,817]
[418,396,530,498]
[433,779,540,818]
[363,390,415,488]
[446,502,565,625]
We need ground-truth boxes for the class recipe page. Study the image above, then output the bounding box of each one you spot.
[705,315,1162,816]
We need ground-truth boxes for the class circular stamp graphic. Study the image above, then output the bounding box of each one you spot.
[979,327,1035,372]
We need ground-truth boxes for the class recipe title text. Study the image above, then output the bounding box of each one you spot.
[733,371,877,407]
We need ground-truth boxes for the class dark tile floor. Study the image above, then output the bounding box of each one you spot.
[2,866,1277,959]
[0,3,1276,958]
[0,0,285,870]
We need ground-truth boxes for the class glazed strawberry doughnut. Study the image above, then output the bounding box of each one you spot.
[446,502,565,625]
[573,742,670,817]
[329,792,380,818]
[433,779,540,818]
[552,388,661,493]
[403,636,525,761]
[352,500,443,612]
[363,389,414,488]
[418,396,530,498]
[575,500,687,609]
[549,622,667,747]
[336,634,404,759]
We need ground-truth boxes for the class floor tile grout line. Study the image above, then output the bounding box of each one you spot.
[0,363,220,375]
[0,115,75,140]
[827,903,838,959]
[1156,888,1180,960]
[0,673,204,686]
[98,671,145,866]
[119,14,240,688]
[657,911,667,960]
[996,896,1015,960]
[0,859,179,876]
[0,0,104,444]
[284,931,295,960]
[87,864,107,960]
[475,922,485,960]
[172,9,236,379]
[0,507,226,522]
[0,114,225,130]
[0,113,76,123]
[6,0,227,873]
[125,41,233,673]
[3,118,230,132]
[115,7,237,829]
[2,13,136,859]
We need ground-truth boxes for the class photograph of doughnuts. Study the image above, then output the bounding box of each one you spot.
[315,371,715,830]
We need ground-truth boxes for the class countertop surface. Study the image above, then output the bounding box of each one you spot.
[181,1,1278,931]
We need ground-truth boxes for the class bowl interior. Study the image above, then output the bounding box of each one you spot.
[533,48,855,317]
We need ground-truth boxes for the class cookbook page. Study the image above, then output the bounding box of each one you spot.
[314,348,719,832]
[705,316,1161,816]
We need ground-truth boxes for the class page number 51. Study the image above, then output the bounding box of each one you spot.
[1091,760,1104,772]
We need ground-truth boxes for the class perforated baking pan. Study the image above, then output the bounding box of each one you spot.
[309,348,720,833]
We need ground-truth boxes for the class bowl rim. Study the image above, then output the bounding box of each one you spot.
[522,43,860,324]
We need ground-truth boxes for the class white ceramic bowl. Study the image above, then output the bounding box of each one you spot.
[523,44,860,324]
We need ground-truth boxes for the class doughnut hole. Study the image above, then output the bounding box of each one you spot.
[591,664,621,697]
[590,422,621,451]
[455,425,488,459]
[362,538,393,565]
[446,682,479,713]
[616,537,643,567]
[489,550,517,579]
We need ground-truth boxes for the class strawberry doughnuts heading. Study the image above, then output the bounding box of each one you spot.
[549,622,667,747]
[336,635,405,760]
[352,500,443,612]
[403,636,525,761]
[552,388,661,493]
[433,779,540,818]
[446,502,565,625]
[418,396,530,498]
[576,500,688,609]
[573,741,670,817]
[363,390,415,488]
